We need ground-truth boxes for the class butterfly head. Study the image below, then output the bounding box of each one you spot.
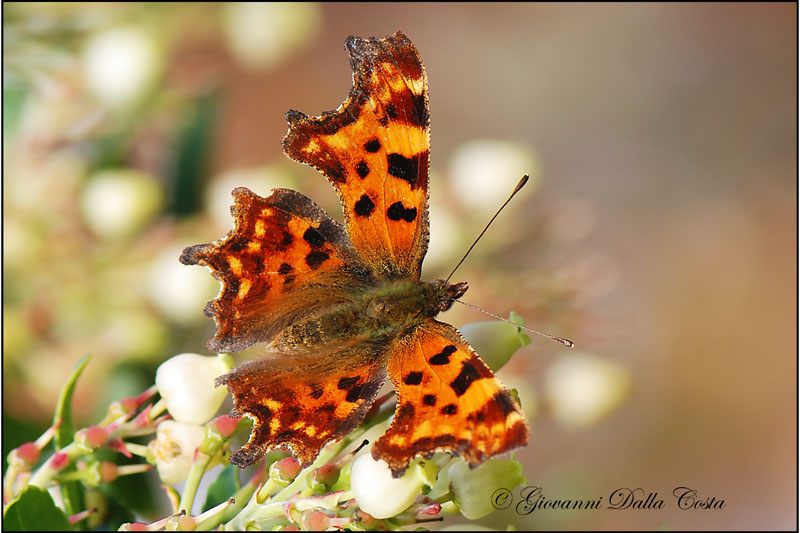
[429,279,468,314]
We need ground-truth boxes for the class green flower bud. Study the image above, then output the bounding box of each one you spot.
[459,312,531,372]
[448,457,527,520]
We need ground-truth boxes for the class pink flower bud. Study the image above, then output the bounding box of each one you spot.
[120,397,140,413]
[107,438,133,458]
[131,404,153,428]
[305,511,339,531]
[14,442,40,465]
[313,463,339,487]
[270,456,301,483]
[121,522,150,531]
[51,452,69,471]
[85,426,109,448]
[356,510,380,528]
[417,501,442,515]
[101,462,119,482]
[213,415,241,437]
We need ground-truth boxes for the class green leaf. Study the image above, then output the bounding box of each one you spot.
[203,466,240,512]
[53,355,91,526]
[3,486,72,531]
[54,355,91,447]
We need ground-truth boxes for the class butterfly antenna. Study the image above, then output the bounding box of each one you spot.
[445,174,530,284]
[453,299,575,348]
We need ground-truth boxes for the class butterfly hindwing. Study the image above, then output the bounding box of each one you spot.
[374,319,529,477]
[218,342,388,467]
[282,31,430,279]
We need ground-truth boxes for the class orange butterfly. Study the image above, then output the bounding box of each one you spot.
[180,31,528,477]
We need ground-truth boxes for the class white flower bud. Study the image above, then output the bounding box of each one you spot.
[147,244,219,325]
[351,453,437,519]
[149,420,205,485]
[155,353,232,425]
[449,139,538,212]
[221,3,321,71]
[544,352,632,428]
[83,26,161,107]
[80,169,164,239]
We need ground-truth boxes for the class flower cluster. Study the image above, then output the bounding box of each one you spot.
[3,317,601,530]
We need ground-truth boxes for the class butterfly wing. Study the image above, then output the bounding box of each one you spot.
[374,319,529,477]
[180,187,370,353]
[218,340,388,467]
[282,31,430,279]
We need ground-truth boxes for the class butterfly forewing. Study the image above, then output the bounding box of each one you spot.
[180,187,367,352]
[282,32,430,279]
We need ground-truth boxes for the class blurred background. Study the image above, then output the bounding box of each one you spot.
[3,2,795,530]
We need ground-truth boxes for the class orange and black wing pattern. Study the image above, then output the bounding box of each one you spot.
[180,187,367,353]
[217,344,387,468]
[374,319,529,477]
[282,31,430,279]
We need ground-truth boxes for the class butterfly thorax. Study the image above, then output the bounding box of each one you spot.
[272,279,468,352]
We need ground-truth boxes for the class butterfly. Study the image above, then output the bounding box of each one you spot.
[180,31,528,478]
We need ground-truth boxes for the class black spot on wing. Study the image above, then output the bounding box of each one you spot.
[403,372,423,385]
[355,160,370,179]
[303,227,326,248]
[337,376,360,390]
[441,404,458,415]
[387,153,419,189]
[346,385,364,403]
[450,360,481,397]
[429,345,457,365]
[423,394,436,406]
[364,138,381,152]
[387,202,417,223]
[354,194,375,217]
[305,251,329,270]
